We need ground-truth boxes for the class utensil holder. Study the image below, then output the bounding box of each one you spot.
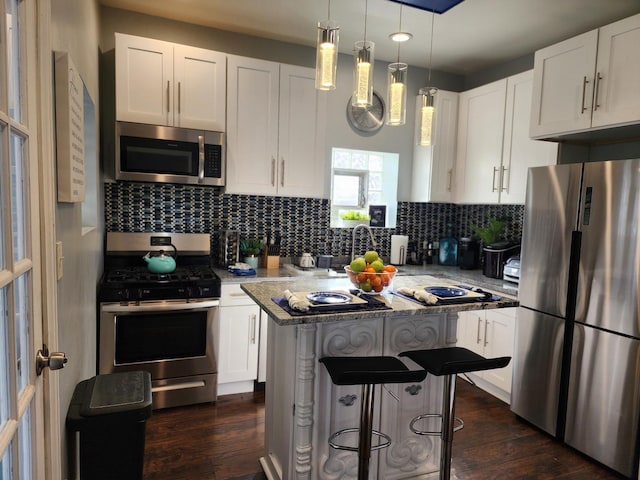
[263,245,280,269]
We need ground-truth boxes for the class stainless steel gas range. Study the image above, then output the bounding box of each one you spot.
[98,232,221,409]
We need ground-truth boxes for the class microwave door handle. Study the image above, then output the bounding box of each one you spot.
[198,135,205,183]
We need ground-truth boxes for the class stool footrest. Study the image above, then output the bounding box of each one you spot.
[409,413,464,436]
[328,428,391,452]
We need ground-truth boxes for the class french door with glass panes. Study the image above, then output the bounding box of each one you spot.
[1,0,47,478]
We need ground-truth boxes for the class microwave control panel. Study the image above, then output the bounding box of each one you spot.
[204,144,223,179]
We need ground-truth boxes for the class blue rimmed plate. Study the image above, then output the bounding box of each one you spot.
[424,286,467,298]
[306,292,352,304]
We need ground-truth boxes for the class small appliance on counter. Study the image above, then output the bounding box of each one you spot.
[390,235,409,265]
[406,240,420,264]
[317,254,333,269]
[458,237,480,270]
[482,241,520,279]
[502,255,521,283]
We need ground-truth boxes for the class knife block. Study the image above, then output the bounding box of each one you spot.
[262,246,280,269]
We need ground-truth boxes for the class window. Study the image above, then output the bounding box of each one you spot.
[330,148,398,228]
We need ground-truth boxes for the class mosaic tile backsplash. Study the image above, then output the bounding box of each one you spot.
[105,182,524,265]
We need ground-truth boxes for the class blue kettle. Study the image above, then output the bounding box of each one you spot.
[143,244,177,274]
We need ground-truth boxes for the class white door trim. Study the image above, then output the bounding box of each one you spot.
[35,0,63,478]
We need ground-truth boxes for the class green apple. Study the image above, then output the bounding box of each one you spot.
[350,257,366,273]
[371,259,384,272]
[364,250,379,264]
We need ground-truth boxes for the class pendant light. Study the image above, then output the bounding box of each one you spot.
[386,2,408,126]
[352,0,374,107]
[419,1,438,145]
[315,0,339,91]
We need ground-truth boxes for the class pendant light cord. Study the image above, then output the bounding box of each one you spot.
[397,2,404,63]
[427,0,435,82]
[327,0,331,20]
[363,0,368,42]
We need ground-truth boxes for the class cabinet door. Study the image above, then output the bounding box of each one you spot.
[174,45,226,131]
[411,90,458,203]
[456,311,484,355]
[115,33,173,125]
[482,309,515,394]
[529,30,598,138]
[277,64,327,198]
[500,71,557,204]
[226,55,279,195]
[218,304,260,384]
[454,79,507,204]
[591,13,640,129]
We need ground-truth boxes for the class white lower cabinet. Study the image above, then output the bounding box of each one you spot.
[217,284,261,395]
[456,308,516,403]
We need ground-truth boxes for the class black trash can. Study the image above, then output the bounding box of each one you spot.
[66,371,152,480]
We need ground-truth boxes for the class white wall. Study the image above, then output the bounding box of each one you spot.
[50,1,103,478]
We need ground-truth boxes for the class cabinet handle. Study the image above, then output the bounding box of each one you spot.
[228,292,249,298]
[271,157,276,186]
[492,166,499,192]
[280,158,285,187]
[476,317,482,344]
[580,76,590,114]
[178,81,181,114]
[167,80,170,113]
[447,169,453,192]
[593,72,602,111]
[250,314,257,344]
[483,320,489,347]
[500,166,508,193]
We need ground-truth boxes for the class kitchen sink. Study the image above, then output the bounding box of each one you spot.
[282,264,342,277]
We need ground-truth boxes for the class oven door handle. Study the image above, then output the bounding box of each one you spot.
[102,299,220,313]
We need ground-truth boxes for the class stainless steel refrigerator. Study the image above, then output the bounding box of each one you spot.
[511,159,640,478]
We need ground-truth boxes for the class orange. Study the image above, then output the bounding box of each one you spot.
[383,265,397,272]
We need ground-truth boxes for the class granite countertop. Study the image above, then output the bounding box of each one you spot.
[240,274,518,326]
[216,263,519,297]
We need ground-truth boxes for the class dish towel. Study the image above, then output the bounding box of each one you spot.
[283,289,311,312]
[397,287,438,305]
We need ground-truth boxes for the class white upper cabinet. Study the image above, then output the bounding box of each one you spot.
[530,13,640,139]
[455,78,507,204]
[500,71,558,203]
[225,56,327,197]
[456,71,557,204]
[410,90,459,203]
[115,33,226,131]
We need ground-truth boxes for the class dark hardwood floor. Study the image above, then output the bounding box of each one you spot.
[143,379,625,479]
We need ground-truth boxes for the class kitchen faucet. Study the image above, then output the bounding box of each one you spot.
[351,224,377,261]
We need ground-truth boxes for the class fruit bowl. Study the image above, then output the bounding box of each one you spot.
[344,266,396,294]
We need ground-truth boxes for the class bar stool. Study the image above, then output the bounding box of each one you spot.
[319,356,427,480]
[398,347,511,480]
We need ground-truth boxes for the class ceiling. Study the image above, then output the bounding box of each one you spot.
[99,0,640,75]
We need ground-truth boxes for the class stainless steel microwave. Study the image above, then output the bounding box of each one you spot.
[116,121,225,187]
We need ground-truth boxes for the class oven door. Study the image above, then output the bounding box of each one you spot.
[99,299,219,407]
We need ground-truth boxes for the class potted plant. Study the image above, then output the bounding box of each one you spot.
[340,210,370,228]
[472,218,507,247]
[240,238,264,269]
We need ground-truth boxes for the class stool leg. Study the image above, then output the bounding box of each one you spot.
[440,374,457,480]
[358,383,375,480]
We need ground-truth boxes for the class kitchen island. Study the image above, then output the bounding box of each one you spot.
[241,275,517,480]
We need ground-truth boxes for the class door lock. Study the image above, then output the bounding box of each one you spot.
[36,344,68,376]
